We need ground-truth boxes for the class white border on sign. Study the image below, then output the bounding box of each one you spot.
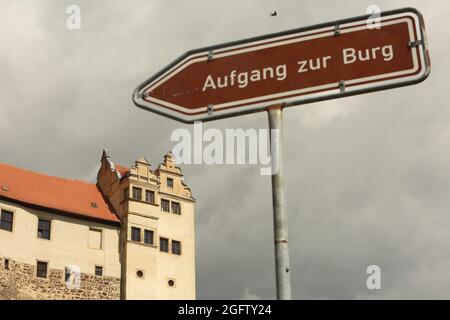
[137,11,427,122]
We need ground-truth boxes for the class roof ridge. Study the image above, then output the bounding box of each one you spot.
[0,162,96,186]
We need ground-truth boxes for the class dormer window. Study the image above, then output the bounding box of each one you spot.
[167,178,174,189]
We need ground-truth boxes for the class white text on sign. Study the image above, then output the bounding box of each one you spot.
[202,44,394,92]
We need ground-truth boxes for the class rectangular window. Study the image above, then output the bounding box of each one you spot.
[0,210,13,232]
[144,230,154,245]
[88,228,102,250]
[132,187,142,200]
[160,238,169,253]
[167,178,174,188]
[36,261,48,279]
[131,227,141,242]
[123,188,129,201]
[172,240,181,255]
[37,219,51,240]
[145,190,155,204]
[4,258,10,270]
[172,202,181,215]
[161,199,170,212]
[95,266,103,277]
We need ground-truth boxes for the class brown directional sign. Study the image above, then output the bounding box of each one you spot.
[133,8,430,123]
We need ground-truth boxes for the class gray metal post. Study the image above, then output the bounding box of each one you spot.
[267,105,292,300]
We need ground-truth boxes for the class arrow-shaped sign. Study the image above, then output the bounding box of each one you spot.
[133,8,430,123]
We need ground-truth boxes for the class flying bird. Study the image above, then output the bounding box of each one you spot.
[270,11,277,17]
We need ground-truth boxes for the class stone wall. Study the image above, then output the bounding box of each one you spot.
[0,258,120,300]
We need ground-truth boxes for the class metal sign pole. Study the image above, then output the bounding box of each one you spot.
[267,105,292,300]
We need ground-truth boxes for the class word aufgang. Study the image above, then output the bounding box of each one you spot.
[202,44,394,92]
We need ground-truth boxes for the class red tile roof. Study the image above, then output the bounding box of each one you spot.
[114,164,129,178]
[0,163,120,224]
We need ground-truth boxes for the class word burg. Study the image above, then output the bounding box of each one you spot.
[202,44,395,92]
[343,45,394,64]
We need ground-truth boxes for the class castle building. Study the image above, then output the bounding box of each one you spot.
[0,151,196,300]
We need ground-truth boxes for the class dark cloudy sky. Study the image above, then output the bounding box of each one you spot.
[1,0,449,299]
